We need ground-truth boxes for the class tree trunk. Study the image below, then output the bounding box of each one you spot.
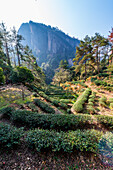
[5,42,11,66]
[21,84,24,100]
[85,60,87,81]
[16,45,20,66]
[96,47,99,74]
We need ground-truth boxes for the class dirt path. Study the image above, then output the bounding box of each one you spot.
[85,82,113,116]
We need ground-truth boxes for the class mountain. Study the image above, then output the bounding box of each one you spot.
[18,21,80,83]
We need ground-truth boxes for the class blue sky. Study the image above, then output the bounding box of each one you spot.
[0,0,113,40]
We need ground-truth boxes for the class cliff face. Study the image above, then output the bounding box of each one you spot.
[18,21,80,82]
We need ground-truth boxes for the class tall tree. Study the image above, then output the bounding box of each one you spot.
[11,27,24,66]
[73,35,93,80]
[91,33,109,73]
[0,22,11,66]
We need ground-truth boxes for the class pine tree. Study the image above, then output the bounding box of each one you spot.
[0,22,11,66]
[11,27,24,66]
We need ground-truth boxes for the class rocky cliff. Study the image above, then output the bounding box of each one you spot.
[18,21,80,82]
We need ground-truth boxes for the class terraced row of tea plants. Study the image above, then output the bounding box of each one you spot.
[0,82,113,169]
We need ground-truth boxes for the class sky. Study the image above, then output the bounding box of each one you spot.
[0,0,113,40]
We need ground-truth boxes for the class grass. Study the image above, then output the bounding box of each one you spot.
[0,87,34,107]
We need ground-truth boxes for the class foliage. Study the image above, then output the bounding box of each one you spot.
[52,67,71,85]
[96,115,113,129]
[10,66,34,84]
[73,33,110,80]
[73,88,91,113]
[1,106,113,130]
[87,92,96,114]
[25,129,103,153]
[0,67,5,85]
[99,96,107,107]
[110,103,113,109]
[34,99,55,114]
[0,122,23,148]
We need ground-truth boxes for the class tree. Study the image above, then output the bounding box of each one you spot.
[73,33,110,80]
[73,35,93,80]
[10,66,34,84]
[11,27,24,66]
[0,22,11,66]
[0,37,6,68]
[59,59,69,69]
[52,68,71,85]
[91,33,109,73]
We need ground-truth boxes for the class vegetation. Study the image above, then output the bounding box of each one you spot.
[0,123,23,148]
[72,88,91,113]
[0,22,113,169]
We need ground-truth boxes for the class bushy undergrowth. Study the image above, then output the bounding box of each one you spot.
[73,88,91,113]
[0,123,23,148]
[25,129,103,153]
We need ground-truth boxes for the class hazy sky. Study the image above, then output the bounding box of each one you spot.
[0,0,113,40]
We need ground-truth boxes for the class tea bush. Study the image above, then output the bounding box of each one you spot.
[34,99,55,114]
[0,123,23,148]
[110,103,113,109]
[25,129,103,153]
[73,88,91,113]
[7,110,94,130]
[96,115,113,129]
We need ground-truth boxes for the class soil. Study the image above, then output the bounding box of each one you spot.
[0,146,112,170]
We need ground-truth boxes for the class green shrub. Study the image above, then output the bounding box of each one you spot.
[67,109,71,114]
[73,88,91,113]
[34,99,55,114]
[88,102,94,106]
[73,101,83,112]
[2,108,95,130]
[32,92,39,97]
[0,106,14,116]
[0,123,23,148]
[60,102,67,109]
[60,99,70,103]
[94,80,101,86]
[99,96,107,103]
[110,103,113,109]
[27,103,39,112]
[88,98,94,103]
[91,77,97,82]
[98,73,109,78]
[25,129,103,153]
[99,101,106,107]
[108,98,113,104]
[87,105,95,114]
[96,115,113,129]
